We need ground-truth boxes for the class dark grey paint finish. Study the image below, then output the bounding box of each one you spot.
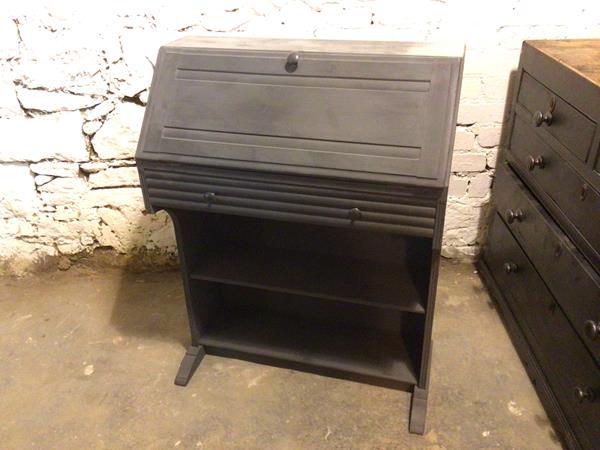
[494,164,600,365]
[517,73,596,163]
[482,215,600,449]
[477,258,583,450]
[508,115,600,269]
[520,43,600,191]
[136,36,464,437]
[481,41,600,450]
[142,163,438,238]
[136,41,462,188]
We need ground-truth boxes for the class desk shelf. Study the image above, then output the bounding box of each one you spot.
[190,245,426,313]
[200,305,418,387]
[166,208,442,435]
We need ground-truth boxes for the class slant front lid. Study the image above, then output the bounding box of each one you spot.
[137,37,464,187]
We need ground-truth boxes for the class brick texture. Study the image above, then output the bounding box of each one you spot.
[1,1,598,274]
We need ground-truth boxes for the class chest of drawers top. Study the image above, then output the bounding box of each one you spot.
[136,37,464,188]
[526,40,600,89]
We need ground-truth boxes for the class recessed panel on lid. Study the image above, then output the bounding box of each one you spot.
[138,43,461,186]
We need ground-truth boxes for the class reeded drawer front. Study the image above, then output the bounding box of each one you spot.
[137,43,462,187]
[508,115,600,268]
[517,72,596,163]
[494,164,600,365]
[484,215,600,446]
[141,163,438,238]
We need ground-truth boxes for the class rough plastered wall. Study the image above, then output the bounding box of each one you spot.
[0,1,599,274]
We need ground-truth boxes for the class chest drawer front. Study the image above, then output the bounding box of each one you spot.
[508,116,600,266]
[484,215,600,445]
[517,72,597,163]
[494,164,600,364]
[140,164,437,238]
[139,47,461,186]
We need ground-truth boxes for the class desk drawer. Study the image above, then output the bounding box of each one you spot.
[517,72,596,163]
[484,215,600,446]
[508,115,600,267]
[494,164,600,365]
[140,164,437,238]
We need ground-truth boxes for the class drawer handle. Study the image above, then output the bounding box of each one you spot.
[533,110,553,127]
[505,209,524,224]
[584,320,600,341]
[573,386,596,403]
[203,192,216,204]
[348,207,362,222]
[503,262,518,274]
[527,155,545,171]
[285,52,299,73]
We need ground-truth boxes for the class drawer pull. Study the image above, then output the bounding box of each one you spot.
[203,192,216,204]
[527,155,545,171]
[505,209,524,224]
[573,386,596,403]
[533,110,553,127]
[285,52,300,73]
[348,207,362,222]
[503,262,518,274]
[584,320,600,341]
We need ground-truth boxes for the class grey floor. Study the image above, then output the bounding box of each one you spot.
[0,261,561,450]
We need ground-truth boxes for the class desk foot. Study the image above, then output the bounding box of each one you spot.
[409,386,428,435]
[174,345,205,386]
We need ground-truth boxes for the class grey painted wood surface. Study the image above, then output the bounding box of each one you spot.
[508,115,600,269]
[494,163,600,365]
[483,214,600,449]
[167,36,465,57]
[137,38,463,188]
[482,40,600,450]
[135,37,464,436]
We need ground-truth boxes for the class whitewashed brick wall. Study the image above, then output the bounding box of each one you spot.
[1,1,599,274]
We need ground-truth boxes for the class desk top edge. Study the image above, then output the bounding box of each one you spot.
[165,36,465,58]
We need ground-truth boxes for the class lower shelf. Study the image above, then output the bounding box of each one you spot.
[199,308,418,388]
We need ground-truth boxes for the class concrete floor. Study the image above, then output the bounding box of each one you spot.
[0,261,561,450]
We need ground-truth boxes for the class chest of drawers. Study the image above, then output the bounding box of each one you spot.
[479,40,600,450]
[136,37,463,435]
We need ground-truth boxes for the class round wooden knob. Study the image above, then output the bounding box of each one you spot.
[505,208,524,224]
[527,155,545,171]
[533,110,553,127]
[584,320,600,341]
[285,52,299,73]
[503,262,518,274]
[574,386,595,403]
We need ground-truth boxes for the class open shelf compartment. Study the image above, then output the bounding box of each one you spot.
[198,285,423,387]
[191,245,426,313]
[190,213,431,313]
[177,211,432,389]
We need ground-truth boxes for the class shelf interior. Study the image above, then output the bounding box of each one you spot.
[190,213,431,312]
[175,211,430,387]
[191,245,426,312]
[198,286,421,386]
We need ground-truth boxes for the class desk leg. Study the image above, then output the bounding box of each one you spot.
[174,345,206,386]
[409,386,428,434]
